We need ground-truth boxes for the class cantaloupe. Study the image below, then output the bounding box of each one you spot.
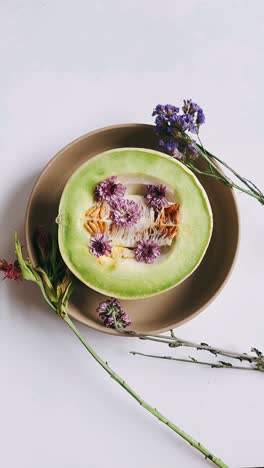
[58,148,213,299]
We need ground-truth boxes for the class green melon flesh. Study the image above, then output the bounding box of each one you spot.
[58,148,213,299]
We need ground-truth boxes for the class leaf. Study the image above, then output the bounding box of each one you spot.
[14,233,37,282]
[189,356,198,363]
[218,361,233,367]
[35,266,57,303]
[57,276,74,318]
[251,347,263,357]
[15,233,57,312]
[208,350,218,356]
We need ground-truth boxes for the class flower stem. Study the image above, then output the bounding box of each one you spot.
[64,315,229,468]
[198,145,264,198]
[127,331,264,371]
[130,351,264,372]
[192,141,264,204]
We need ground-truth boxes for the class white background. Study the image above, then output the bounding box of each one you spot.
[1,1,264,467]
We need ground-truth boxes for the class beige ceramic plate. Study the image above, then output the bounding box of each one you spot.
[25,124,239,335]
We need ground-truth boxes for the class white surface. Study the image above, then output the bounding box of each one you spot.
[1,1,264,467]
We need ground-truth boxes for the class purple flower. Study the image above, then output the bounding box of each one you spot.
[159,138,198,161]
[186,144,199,159]
[89,233,112,257]
[135,240,161,264]
[111,199,141,227]
[158,139,179,157]
[145,184,168,211]
[154,114,169,136]
[153,100,205,139]
[94,176,126,204]
[170,113,188,131]
[183,99,199,115]
[170,113,197,134]
[164,104,180,116]
[152,104,180,117]
[182,99,205,129]
[152,104,165,116]
[96,298,131,329]
[197,109,205,125]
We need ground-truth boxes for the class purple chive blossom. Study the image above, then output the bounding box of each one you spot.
[111,199,141,227]
[135,240,161,264]
[94,176,126,204]
[145,184,168,211]
[89,233,112,257]
[96,298,131,329]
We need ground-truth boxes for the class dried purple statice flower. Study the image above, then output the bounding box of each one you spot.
[158,139,179,157]
[145,184,168,211]
[0,258,22,281]
[111,199,141,227]
[96,298,131,329]
[152,104,180,117]
[135,240,161,264]
[94,176,126,204]
[182,99,205,130]
[89,233,112,257]
[186,144,199,159]
[196,108,205,125]
[159,139,198,161]
[153,100,205,139]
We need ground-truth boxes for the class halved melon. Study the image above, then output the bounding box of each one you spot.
[58,148,213,299]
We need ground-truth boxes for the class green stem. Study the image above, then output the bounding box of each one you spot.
[130,351,263,372]
[128,331,262,366]
[198,145,263,197]
[64,315,229,468]
[192,141,264,203]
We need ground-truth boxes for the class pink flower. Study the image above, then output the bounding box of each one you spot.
[94,176,126,204]
[145,184,168,211]
[96,298,131,329]
[135,240,161,264]
[111,199,141,227]
[0,258,22,281]
[89,233,112,257]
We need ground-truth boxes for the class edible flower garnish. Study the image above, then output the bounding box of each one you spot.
[135,239,161,264]
[94,176,126,204]
[111,198,141,227]
[96,298,131,328]
[89,233,112,257]
[145,184,168,211]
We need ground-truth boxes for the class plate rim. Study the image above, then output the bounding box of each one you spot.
[25,123,240,335]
